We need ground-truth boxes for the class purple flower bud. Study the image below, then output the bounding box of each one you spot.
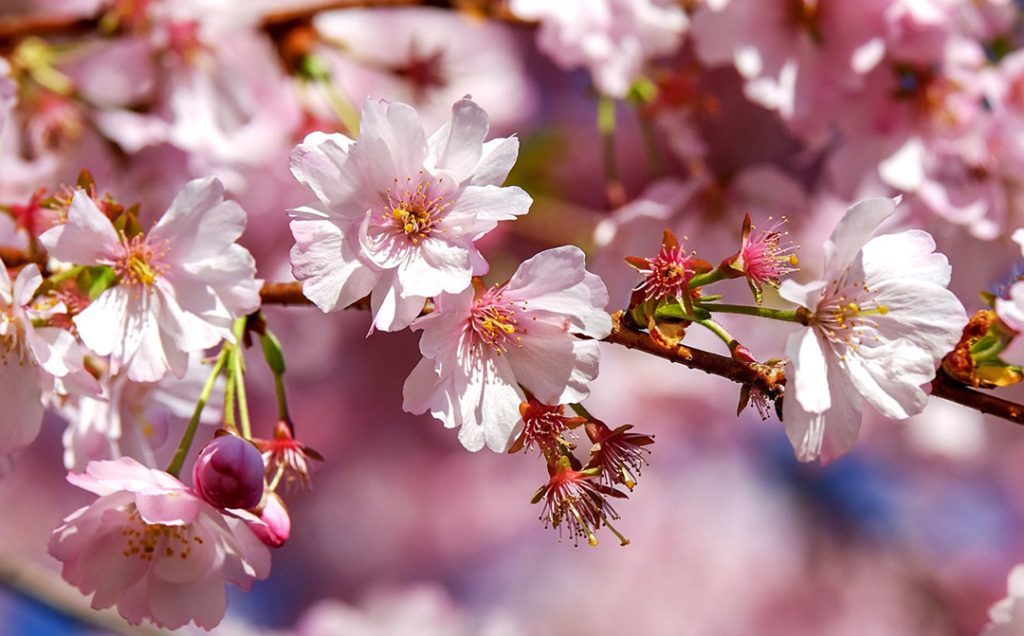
[192,434,265,510]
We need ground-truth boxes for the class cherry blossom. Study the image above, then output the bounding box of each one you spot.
[510,0,688,98]
[60,354,223,471]
[779,197,966,462]
[288,96,531,332]
[47,457,270,630]
[403,246,611,452]
[0,263,99,459]
[39,177,261,382]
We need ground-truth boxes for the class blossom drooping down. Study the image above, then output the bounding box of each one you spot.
[47,457,270,630]
[510,0,689,98]
[0,263,100,459]
[40,177,261,382]
[288,97,532,332]
[779,197,967,463]
[403,246,612,452]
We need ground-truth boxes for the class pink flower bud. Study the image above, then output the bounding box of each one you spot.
[246,493,291,548]
[192,434,265,510]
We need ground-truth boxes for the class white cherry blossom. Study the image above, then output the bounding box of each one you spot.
[779,197,966,462]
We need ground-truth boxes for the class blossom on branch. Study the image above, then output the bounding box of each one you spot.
[288,97,532,332]
[40,177,260,382]
[403,246,611,452]
[779,197,966,462]
[47,457,270,630]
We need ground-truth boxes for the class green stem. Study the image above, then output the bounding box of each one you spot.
[46,265,83,286]
[702,303,809,324]
[223,355,237,434]
[273,372,290,423]
[689,267,729,289]
[569,402,595,420]
[597,95,625,208]
[232,347,251,440]
[166,351,227,477]
[695,318,737,348]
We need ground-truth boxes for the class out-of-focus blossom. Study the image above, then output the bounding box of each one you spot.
[780,197,966,462]
[510,0,688,98]
[692,0,890,139]
[0,263,99,459]
[60,354,224,471]
[47,457,270,630]
[296,584,513,636]
[984,564,1024,635]
[40,177,260,382]
[288,97,531,332]
[311,7,536,131]
[193,434,266,510]
[253,419,322,492]
[403,246,611,452]
[995,229,1024,364]
[0,57,15,138]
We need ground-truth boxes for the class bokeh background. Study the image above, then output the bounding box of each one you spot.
[2,1,1024,634]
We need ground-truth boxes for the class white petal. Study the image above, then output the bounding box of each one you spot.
[428,97,489,183]
[823,197,898,278]
[396,237,472,297]
[289,218,379,313]
[785,328,831,414]
[0,354,43,455]
[74,287,130,358]
[289,131,357,211]
[841,342,933,419]
[39,191,120,264]
[148,177,246,261]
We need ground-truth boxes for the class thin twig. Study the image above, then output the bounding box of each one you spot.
[250,281,1024,426]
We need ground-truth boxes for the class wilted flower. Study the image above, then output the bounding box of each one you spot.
[583,419,654,491]
[253,419,323,492]
[532,456,627,547]
[779,197,967,462]
[507,396,585,456]
[48,457,270,630]
[40,177,261,382]
[723,213,799,303]
[403,246,611,452]
[626,229,710,313]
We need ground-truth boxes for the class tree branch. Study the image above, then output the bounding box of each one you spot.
[253,281,1024,426]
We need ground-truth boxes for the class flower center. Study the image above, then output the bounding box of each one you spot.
[815,279,890,354]
[469,287,524,354]
[114,235,167,288]
[638,244,696,302]
[741,217,799,285]
[120,508,203,562]
[383,173,452,244]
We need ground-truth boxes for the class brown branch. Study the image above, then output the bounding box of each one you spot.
[253,281,1024,426]
[0,245,45,268]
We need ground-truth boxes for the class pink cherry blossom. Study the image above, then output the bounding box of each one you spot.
[779,197,966,462]
[510,0,688,98]
[0,263,99,460]
[288,97,532,332]
[40,177,261,382]
[402,246,611,452]
[48,457,270,630]
[0,57,14,139]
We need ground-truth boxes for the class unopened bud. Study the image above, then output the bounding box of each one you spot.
[193,434,265,510]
